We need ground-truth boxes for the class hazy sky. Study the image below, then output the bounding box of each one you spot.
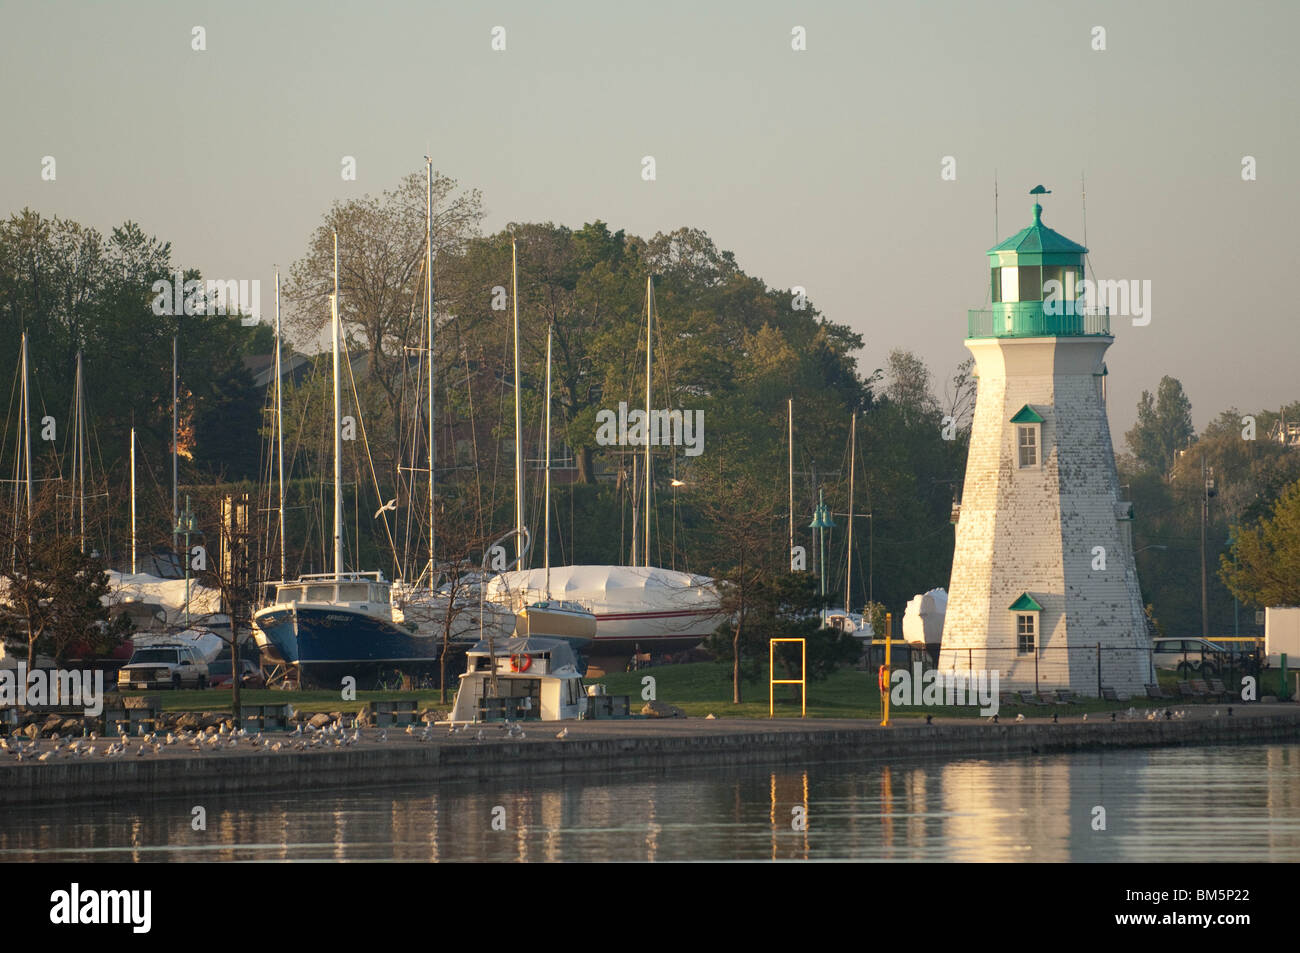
[3,0,1296,441]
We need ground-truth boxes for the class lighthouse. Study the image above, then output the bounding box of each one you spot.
[940,188,1150,695]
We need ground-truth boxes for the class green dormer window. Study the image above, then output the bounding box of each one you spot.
[1011,405,1044,469]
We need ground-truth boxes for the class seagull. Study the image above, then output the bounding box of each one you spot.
[379,728,388,743]
[475,730,485,741]
[373,498,397,519]
[1082,713,1088,721]
[405,724,415,735]
[38,750,56,762]
[705,713,716,720]
[555,727,568,739]
[1015,713,1025,722]
[270,741,283,752]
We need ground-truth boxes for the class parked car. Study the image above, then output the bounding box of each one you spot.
[1151,637,1228,677]
[206,658,265,689]
[116,644,210,690]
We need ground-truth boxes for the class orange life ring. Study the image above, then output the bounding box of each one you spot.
[877,665,890,692]
[510,654,533,673]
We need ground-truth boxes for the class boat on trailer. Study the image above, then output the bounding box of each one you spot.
[447,636,587,723]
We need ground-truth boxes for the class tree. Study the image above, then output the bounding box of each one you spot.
[695,465,782,704]
[0,485,129,667]
[1220,478,1300,608]
[883,348,940,426]
[1126,376,1195,476]
[286,168,484,456]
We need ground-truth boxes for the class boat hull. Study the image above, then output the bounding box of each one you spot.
[253,604,444,682]
[515,605,597,646]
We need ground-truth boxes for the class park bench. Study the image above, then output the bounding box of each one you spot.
[371,698,421,727]
[241,703,292,732]
[1054,689,1078,704]
[1145,683,1173,701]
[1018,690,1050,707]
[1207,677,1234,702]
[99,695,162,735]
[1177,680,1208,700]
[587,695,631,719]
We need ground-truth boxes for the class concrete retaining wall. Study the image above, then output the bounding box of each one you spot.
[3,711,1298,806]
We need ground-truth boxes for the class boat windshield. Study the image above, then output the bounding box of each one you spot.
[305,584,335,602]
[337,583,369,602]
[276,586,303,604]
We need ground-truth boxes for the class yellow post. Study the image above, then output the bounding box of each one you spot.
[769,638,807,718]
[881,611,892,727]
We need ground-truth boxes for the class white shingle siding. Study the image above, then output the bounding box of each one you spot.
[940,336,1152,694]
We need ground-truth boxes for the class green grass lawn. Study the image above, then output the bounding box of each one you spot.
[114,660,1292,719]
[590,661,1171,720]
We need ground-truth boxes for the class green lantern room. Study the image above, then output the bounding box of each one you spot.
[969,186,1108,339]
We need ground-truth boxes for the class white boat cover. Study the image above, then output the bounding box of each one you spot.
[903,588,948,645]
[104,571,222,624]
[485,565,720,614]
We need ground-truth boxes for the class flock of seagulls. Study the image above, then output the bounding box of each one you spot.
[985,706,1208,725]
[2,715,549,762]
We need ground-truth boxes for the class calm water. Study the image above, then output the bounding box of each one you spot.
[3,744,1298,862]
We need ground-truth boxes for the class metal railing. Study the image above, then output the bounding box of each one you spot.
[967,306,1111,339]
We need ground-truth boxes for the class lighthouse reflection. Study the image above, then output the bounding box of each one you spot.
[0,746,1298,861]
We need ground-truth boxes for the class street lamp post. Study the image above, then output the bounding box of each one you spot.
[174,495,201,628]
[808,488,835,625]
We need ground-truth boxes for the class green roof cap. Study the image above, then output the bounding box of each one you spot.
[1009,592,1044,612]
[1010,404,1045,424]
[989,202,1088,257]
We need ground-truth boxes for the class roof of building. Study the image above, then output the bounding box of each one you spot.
[989,203,1088,257]
[1009,592,1044,612]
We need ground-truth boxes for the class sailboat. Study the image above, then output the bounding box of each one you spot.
[483,240,596,651]
[819,409,870,638]
[486,275,725,659]
[385,159,516,647]
[252,232,446,687]
[511,316,597,646]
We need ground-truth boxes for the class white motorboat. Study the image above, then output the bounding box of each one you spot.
[446,636,587,723]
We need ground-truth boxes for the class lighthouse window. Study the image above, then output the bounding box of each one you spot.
[991,268,1001,302]
[1017,615,1036,655]
[999,266,1019,302]
[1017,425,1039,467]
[1018,266,1042,301]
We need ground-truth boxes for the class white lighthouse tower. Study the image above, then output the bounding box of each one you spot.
[940,188,1150,695]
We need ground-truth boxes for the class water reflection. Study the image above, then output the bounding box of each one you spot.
[1,744,1297,862]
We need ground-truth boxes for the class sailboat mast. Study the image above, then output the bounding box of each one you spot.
[75,350,85,552]
[630,455,638,565]
[543,321,552,597]
[129,427,136,575]
[845,411,856,613]
[332,231,343,578]
[788,397,793,565]
[274,271,285,580]
[511,237,524,563]
[21,332,31,545]
[643,276,653,567]
[426,158,436,586]
[172,334,178,556]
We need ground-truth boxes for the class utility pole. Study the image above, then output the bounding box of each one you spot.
[1201,451,1214,641]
